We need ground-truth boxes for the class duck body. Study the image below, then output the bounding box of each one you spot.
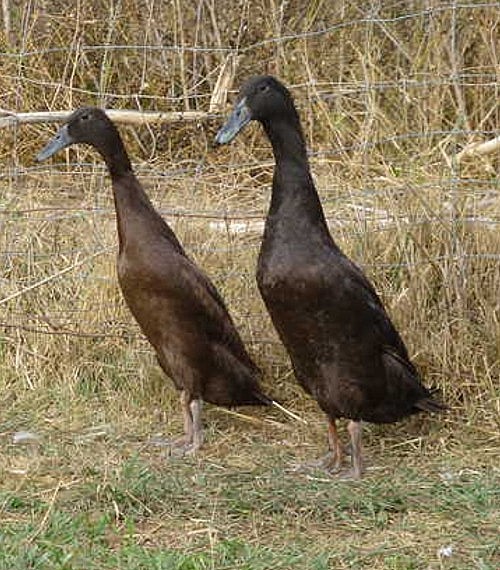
[216,76,445,476]
[257,171,430,425]
[37,107,272,454]
[112,171,265,408]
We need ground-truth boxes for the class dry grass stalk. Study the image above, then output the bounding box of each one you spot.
[456,135,500,162]
[209,53,240,113]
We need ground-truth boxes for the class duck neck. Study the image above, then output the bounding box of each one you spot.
[94,130,159,251]
[262,114,329,232]
[94,128,132,178]
[110,169,183,255]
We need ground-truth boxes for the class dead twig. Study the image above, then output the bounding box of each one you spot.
[0,109,214,129]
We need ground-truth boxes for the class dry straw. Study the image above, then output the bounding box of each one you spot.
[0,0,498,426]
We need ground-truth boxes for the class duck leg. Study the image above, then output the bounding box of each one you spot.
[180,390,194,446]
[292,417,344,473]
[186,398,203,454]
[151,389,195,452]
[309,418,343,472]
[346,420,364,479]
[322,418,343,472]
[164,390,194,450]
[166,393,204,455]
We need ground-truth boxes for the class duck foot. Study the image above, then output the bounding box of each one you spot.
[290,451,343,474]
[151,394,204,457]
[167,439,201,457]
[148,435,201,457]
[336,467,363,480]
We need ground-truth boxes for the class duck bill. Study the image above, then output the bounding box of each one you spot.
[36,124,73,161]
[215,98,252,145]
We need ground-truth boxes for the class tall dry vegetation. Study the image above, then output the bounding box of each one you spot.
[0,1,498,429]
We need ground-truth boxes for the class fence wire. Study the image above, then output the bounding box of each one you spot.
[0,0,499,351]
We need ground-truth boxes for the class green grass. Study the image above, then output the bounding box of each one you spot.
[1,388,498,570]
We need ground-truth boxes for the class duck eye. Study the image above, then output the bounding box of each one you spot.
[80,113,90,121]
[259,84,270,93]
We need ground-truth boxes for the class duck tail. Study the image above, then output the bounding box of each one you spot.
[251,390,273,406]
[415,394,448,413]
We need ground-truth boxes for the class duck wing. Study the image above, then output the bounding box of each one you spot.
[333,254,446,415]
[335,253,414,364]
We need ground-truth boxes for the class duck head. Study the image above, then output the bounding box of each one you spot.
[37,107,114,161]
[215,75,295,144]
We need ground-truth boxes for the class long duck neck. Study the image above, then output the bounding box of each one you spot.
[93,126,132,178]
[93,127,172,252]
[262,113,330,233]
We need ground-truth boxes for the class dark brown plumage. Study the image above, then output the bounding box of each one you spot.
[36,106,278,454]
[216,76,446,477]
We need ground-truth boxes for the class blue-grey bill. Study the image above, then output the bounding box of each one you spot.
[36,124,72,161]
[215,98,252,145]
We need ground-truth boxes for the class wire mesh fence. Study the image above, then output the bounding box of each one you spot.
[0,1,498,393]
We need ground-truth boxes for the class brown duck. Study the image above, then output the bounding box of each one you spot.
[216,76,446,478]
[37,107,294,454]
